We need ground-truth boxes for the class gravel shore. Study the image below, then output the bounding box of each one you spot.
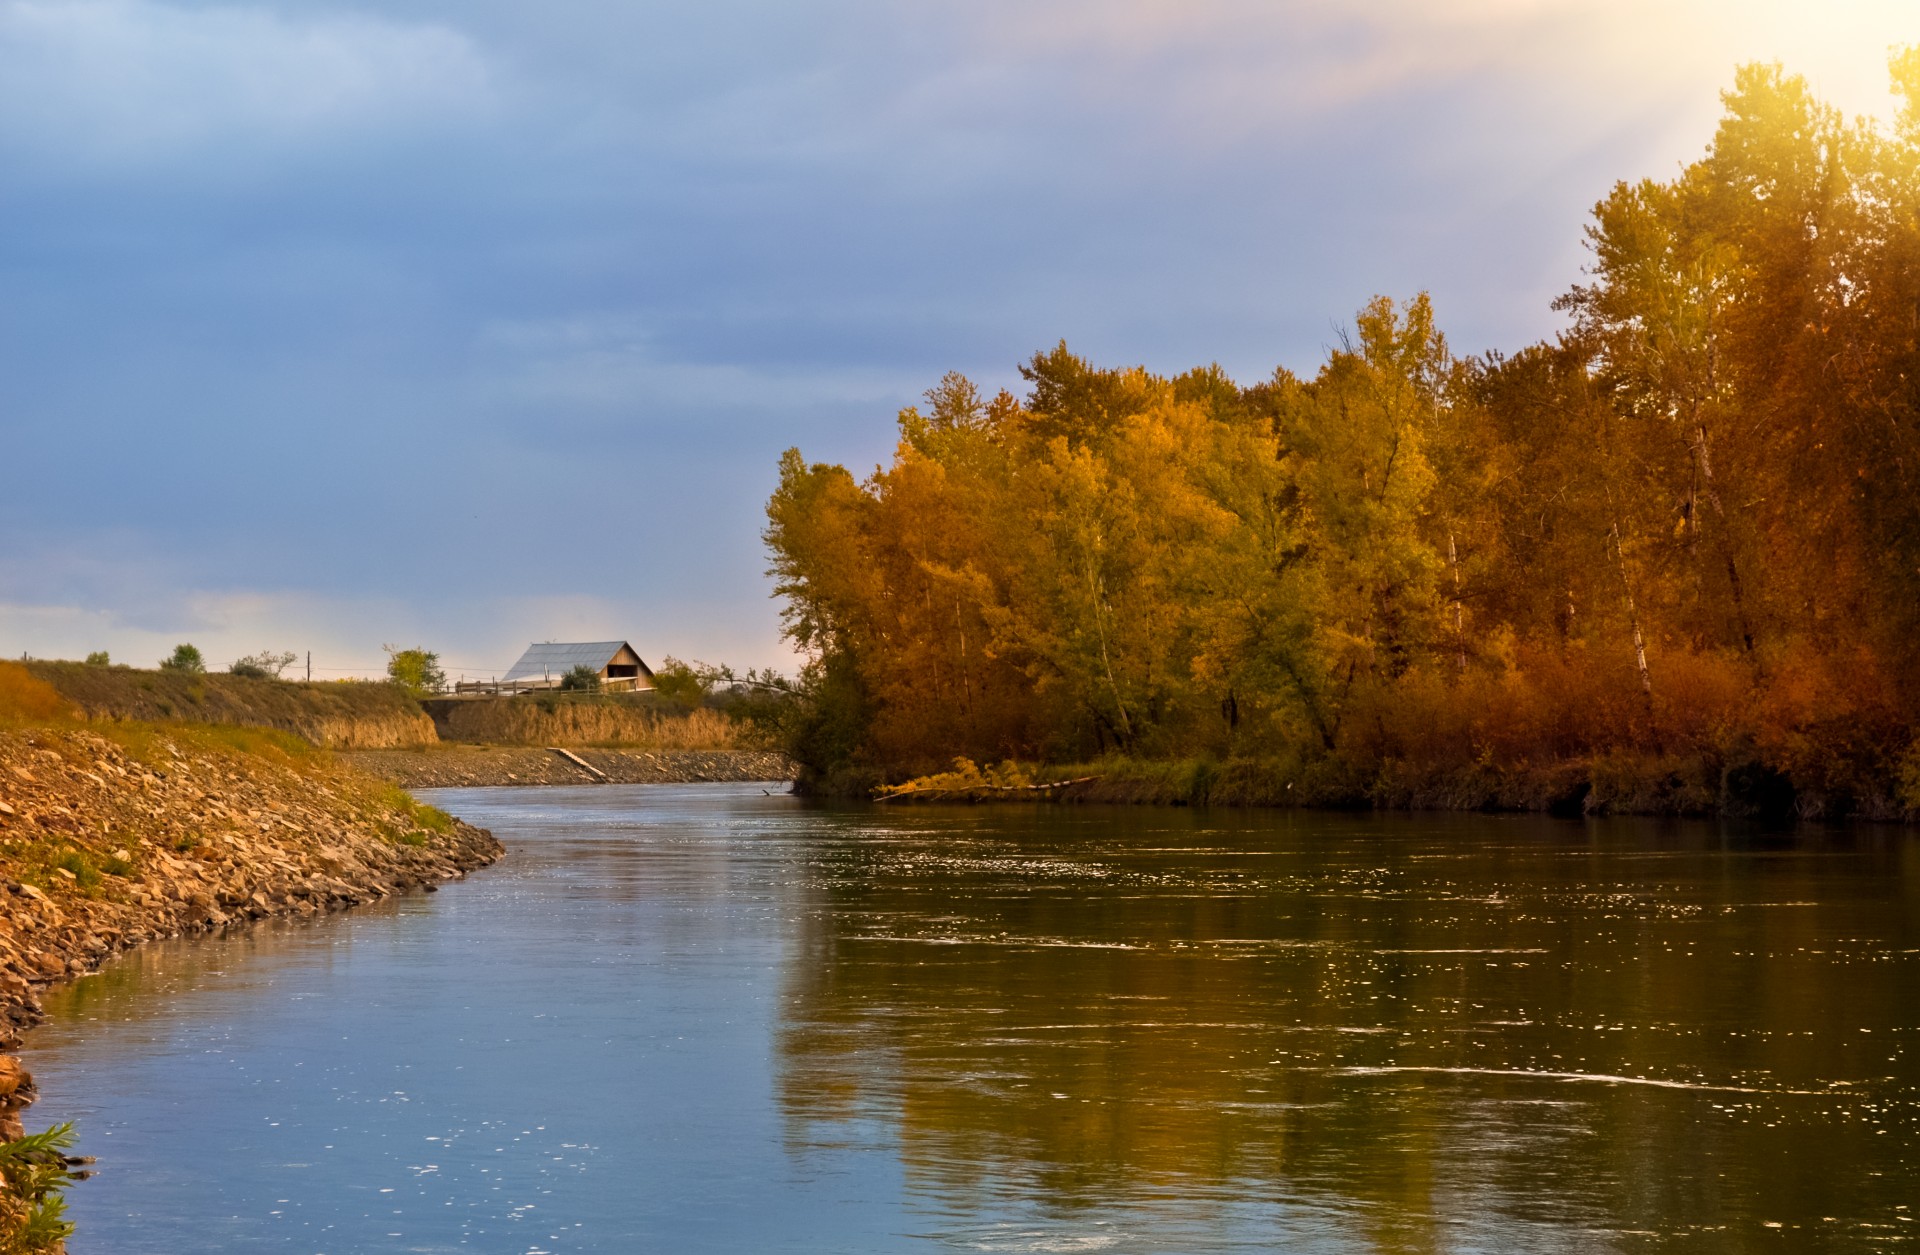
[341,746,796,788]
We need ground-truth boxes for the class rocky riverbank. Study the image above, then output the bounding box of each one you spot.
[0,726,503,1152]
[341,746,796,788]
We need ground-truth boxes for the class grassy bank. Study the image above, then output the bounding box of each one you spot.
[24,661,435,750]
[22,664,756,756]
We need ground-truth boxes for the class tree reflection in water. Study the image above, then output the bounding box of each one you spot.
[775,807,1920,1251]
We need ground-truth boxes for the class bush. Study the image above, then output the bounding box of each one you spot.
[649,657,712,710]
[230,650,297,680]
[159,644,205,674]
[83,651,109,666]
[384,646,447,697]
[557,665,602,693]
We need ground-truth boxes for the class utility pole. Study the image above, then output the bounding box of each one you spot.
[306,651,312,682]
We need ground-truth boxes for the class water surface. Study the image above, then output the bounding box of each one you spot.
[26,785,1920,1252]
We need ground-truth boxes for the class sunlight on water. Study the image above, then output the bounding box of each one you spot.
[22,785,1920,1252]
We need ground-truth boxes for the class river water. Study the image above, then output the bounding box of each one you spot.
[23,784,1920,1253]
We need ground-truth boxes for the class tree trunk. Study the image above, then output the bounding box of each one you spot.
[1692,418,1758,658]
[1448,530,1467,671]
[1611,522,1656,727]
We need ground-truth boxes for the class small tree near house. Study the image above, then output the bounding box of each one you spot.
[385,645,448,697]
[557,665,602,693]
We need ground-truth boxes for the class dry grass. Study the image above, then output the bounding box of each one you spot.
[432,696,747,749]
[0,664,73,726]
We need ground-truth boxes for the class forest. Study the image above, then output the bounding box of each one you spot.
[763,58,1920,818]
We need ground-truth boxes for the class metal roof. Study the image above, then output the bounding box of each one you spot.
[502,641,638,682]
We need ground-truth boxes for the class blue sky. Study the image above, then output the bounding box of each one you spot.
[2,0,1913,681]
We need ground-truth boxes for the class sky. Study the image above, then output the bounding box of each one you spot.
[2,0,1914,682]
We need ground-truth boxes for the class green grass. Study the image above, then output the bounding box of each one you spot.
[368,782,457,847]
[50,851,101,890]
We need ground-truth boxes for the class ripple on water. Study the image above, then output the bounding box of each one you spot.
[21,786,1920,1253]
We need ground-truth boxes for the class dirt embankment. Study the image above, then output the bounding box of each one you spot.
[342,746,796,788]
[26,663,435,750]
[420,695,741,750]
[0,725,503,1140]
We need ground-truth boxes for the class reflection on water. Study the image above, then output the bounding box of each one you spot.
[23,786,1920,1253]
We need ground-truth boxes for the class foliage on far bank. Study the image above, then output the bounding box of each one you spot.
[765,58,1920,819]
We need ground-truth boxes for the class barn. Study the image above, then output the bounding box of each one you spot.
[499,641,656,693]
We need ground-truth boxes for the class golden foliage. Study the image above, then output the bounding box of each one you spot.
[764,55,1920,816]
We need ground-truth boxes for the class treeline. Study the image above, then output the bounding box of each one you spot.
[764,60,1920,816]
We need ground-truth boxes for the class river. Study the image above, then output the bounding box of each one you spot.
[22,784,1920,1252]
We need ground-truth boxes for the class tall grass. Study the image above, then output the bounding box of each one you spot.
[435,698,746,749]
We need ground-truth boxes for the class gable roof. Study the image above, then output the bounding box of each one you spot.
[502,641,646,682]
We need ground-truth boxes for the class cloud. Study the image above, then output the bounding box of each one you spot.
[0,0,494,169]
[5,0,1914,676]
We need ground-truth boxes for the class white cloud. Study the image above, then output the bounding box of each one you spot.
[0,0,494,167]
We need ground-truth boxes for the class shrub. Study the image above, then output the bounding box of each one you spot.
[557,665,602,693]
[83,651,109,666]
[649,657,712,710]
[159,644,205,674]
[230,650,297,680]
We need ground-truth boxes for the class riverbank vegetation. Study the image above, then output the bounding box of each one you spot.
[765,59,1920,819]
